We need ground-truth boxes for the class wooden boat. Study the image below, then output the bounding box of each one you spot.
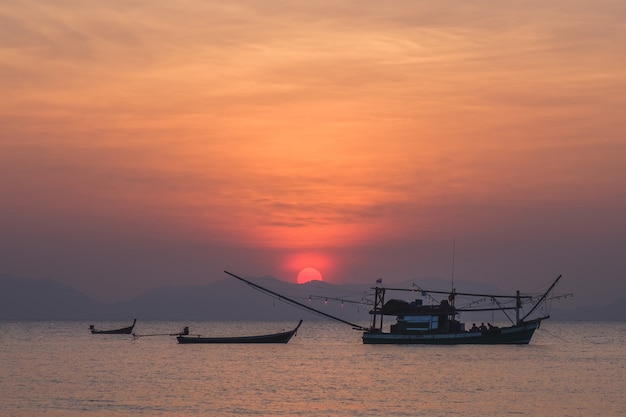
[176,320,302,344]
[362,275,566,345]
[89,319,137,335]
[224,271,570,345]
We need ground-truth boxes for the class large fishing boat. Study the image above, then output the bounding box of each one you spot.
[224,271,568,345]
[362,276,563,344]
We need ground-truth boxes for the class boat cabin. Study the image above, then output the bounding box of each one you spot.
[370,289,465,334]
[389,299,465,333]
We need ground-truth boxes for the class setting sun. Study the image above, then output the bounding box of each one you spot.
[297,267,323,284]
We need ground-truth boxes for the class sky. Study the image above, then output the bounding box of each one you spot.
[1,1,625,305]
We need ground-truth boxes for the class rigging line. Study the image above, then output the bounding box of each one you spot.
[411,283,440,305]
[455,307,519,312]
[539,327,570,343]
[458,297,487,309]
[521,275,562,321]
[224,271,368,330]
[283,298,350,320]
[389,286,534,299]
[132,332,185,339]
[491,297,515,325]
[308,295,371,306]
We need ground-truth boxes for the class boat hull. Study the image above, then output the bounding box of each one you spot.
[91,327,134,335]
[90,319,136,335]
[177,320,302,344]
[362,320,541,345]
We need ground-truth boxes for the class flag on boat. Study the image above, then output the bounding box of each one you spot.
[376,278,382,284]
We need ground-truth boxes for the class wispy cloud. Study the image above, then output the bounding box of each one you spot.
[1,0,625,251]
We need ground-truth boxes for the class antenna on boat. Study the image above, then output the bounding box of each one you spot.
[449,238,456,306]
[451,238,456,292]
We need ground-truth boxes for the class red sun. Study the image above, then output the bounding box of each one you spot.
[297,267,323,284]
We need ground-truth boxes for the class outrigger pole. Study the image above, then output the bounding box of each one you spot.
[521,274,562,322]
[224,271,368,330]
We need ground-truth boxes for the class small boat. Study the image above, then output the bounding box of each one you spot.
[89,319,137,335]
[177,320,302,344]
[362,275,566,345]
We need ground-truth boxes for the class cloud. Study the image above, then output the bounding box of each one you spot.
[1,0,625,301]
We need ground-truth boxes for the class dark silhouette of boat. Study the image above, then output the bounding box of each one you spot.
[362,275,566,344]
[89,319,137,335]
[224,270,570,345]
[176,320,302,344]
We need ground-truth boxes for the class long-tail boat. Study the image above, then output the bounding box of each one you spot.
[89,319,137,335]
[176,320,302,344]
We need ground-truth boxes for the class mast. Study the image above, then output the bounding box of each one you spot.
[370,286,385,331]
[451,239,456,291]
[224,270,368,330]
[516,290,521,324]
[450,238,456,307]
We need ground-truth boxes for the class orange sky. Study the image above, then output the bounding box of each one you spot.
[1,1,625,302]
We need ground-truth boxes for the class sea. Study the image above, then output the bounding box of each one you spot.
[1,320,624,417]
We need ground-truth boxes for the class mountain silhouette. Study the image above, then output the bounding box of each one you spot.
[1,274,621,321]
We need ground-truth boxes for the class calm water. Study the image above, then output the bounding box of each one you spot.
[1,321,624,417]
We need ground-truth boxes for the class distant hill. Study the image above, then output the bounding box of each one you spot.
[1,274,623,321]
[0,274,106,320]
